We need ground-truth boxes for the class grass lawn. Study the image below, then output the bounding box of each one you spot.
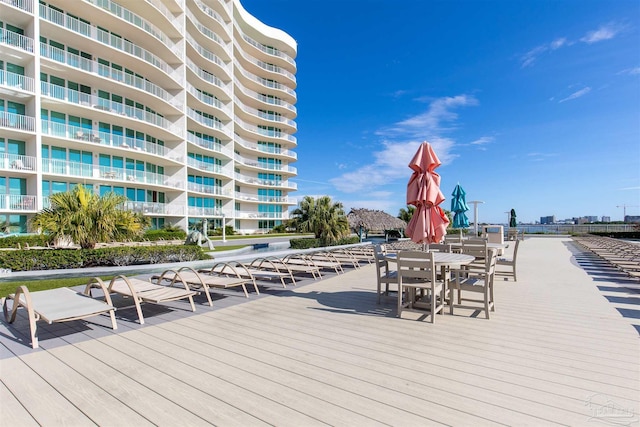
[0,276,116,299]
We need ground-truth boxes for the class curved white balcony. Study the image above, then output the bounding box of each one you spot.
[193,0,231,37]
[187,157,232,177]
[234,96,296,130]
[234,115,296,144]
[83,0,177,52]
[39,5,181,84]
[187,182,232,197]
[186,33,232,77]
[0,111,35,132]
[0,153,36,171]
[187,59,231,95]
[236,64,296,100]
[97,165,171,187]
[239,31,295,67]
[0,28,34,53]
[39,43,181,110]
[187,109,231,139]
[0,70,35,93]
[187,133,232,158]
[142,0,183,33]
[41,82,179,134]
[187,84,232,118]
[234,174,297,190]
[40,121,182,163]
[235,135,297,160]
[186,6,231,59]
[235,192,294,204]
[235,41,296,85]
[236,83,296,115]
[234,153,297,174]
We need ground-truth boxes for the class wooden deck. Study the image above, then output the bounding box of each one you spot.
[1,237,639,426]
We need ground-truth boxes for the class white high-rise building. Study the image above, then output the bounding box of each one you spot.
[0,0,297,234]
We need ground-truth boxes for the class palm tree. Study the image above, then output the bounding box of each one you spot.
[398,206,415,223]
[29,185,145,249]
[292,195,349,245]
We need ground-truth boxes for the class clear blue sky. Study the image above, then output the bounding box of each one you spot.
[240,0,640,224]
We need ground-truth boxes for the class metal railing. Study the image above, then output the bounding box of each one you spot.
[0,70,35,92]
[0,153,36,171]
[0,28,34,52]
[0,0,34,13]
[235,135,297,159]
[187,182,231,196]
[0,194,37,211]
[0,111,35,131]
[186,133,232,157]
[42,158,93,178]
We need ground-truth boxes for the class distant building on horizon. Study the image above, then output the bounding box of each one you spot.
[601,216,611,223]
[624,215,640,224]
[540,215,555,225]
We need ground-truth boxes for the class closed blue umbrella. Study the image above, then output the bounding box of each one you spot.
[509,208,517,228]
[451,184,470,228]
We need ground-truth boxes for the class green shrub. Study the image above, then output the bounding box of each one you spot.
[289,235,360,250]
[0,245,209,271]
[0,234,51,249]
[142,229,187,241]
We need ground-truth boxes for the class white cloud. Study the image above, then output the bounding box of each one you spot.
[520,45,547,68]
[581,24,620,44]
[470,136,494,146]
[329,95,476,193]
[618,67,640,76]
[558,87,591,103]
[550,37,567,50]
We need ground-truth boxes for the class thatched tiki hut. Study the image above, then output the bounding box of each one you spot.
[347,208,407,241]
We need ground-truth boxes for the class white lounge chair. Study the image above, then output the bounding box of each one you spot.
[3,284,117,349]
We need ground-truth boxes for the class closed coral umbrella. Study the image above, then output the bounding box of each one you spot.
[405,141,450,244]
[509,208,517,228]
[451,184,470,229]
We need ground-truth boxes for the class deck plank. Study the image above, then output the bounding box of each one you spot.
[1,237,638,426]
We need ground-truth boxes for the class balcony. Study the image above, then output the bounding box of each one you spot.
[187,158,232,177]
[188,206,224,217]
[40,43,180,110]
[40,82,178,134]
[236,65,296,100]
[186,33,231,77]
[0,153,36,171]
[41,121,179,161]
[235,41,296,84]
[234,96,296,131]
[187,84,232,118]
[234,116,296,144]
[0,111,35,132]
[39,4,181,84]
[240,32,295,67]
[0,70,35,93]
[0,28,34,53]
[235,135,297,160]
[234,174,297,190]
[187,108,231,138]
[235,211,285,220]
[234,154,297,174]
[42,158,92,178]
[0,194,37,212]
[122,201,183,215]
[235,192,294,204]
[187,59,231,95]
[187,182,232,197]
[0,0,34,13]
[97,166,171,187]
[186,133,232,158]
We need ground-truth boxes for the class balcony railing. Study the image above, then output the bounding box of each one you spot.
[0,70,35,92]
[187,182,231,196]
[186,133,232,157]
[234,174,297,190]
[236,63,296,98]
[40,82,177,133]
[0,0,34,13]
[41,121,175,160]
[98,166,167,186]
[240,33,295,66]
[235,42,296,83]
[187,59,230,93]
[236,83,296,114]
[83,0,176,52]
[144,0,183,32]
[187,84,231,116]
[187,108,231,137]
[235,135,297,159]
[0,153,36,171]
[122,201,182,215]
[194,0,230,35]
[234,96,296,129]
[235,116,296,144]
[235,211,285,219]
[0,28,34,52]
[187,157,231,176]
[0,111,35,132]
[186,7,230,57]
[42,158,93,178]
[186,34,231,76]
[235,192,293,204]
[234,154,297,174]
[40,43,180,109]
[0,194,37,211]
[39,4,181,83]
[188,206,224,217]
